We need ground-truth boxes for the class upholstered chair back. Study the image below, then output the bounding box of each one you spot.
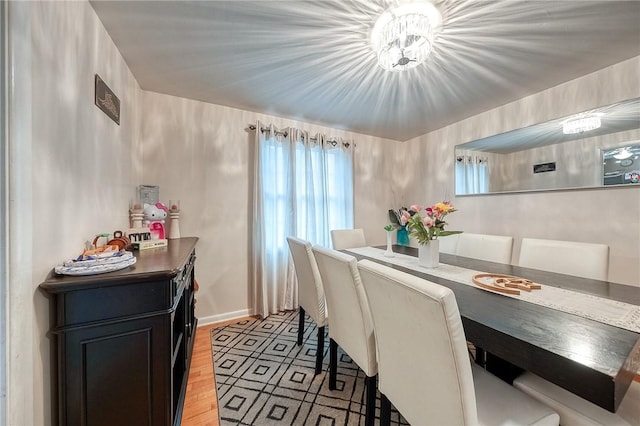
[311,246,377,377]
[330,228,367,250]
[287,237,327,327]
[438,233,460,255]
[358,260,560,426]
[357,259,478,425]
[455,233,514,264]
[519,238,609,281]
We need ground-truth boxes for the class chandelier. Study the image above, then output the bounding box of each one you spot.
[562,114,602,135]
[371,1,442,72]
[613,147,633,160]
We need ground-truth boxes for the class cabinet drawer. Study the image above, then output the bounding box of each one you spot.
[59,279,171,327]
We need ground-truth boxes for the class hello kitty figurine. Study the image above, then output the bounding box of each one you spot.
[143,203,168,239]
[143,203,168,223]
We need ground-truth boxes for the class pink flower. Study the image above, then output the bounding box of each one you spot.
[422,216,435,228]
[400,210,411,225]
[409,204,422,213]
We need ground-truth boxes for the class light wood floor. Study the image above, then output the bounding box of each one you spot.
[182,318,254,426]
[181,323,219,426]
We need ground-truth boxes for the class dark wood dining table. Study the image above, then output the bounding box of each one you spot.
[344,245,640,413]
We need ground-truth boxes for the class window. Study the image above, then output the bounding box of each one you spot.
[252,124,354,317]
[455,154,489,194]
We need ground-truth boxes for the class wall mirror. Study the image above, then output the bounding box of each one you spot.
[455,97,640,195]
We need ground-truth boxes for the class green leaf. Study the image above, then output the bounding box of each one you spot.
[388,210,400,225]
[439,230,463,237]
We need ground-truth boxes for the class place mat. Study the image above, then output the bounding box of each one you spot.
[347,247,640,334]
[55,251,137,276]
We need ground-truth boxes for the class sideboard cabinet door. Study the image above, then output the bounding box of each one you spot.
[62,315,169,426]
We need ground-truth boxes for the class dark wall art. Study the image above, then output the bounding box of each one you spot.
[94,74,120,125]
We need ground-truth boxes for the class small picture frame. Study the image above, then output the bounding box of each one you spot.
[94,74,120,125]
[139,185,159,206]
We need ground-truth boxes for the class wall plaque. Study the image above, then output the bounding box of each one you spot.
[533,162,556,174]
[94,74,120,125]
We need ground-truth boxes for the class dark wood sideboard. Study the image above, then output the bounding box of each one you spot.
[40,237,199,426]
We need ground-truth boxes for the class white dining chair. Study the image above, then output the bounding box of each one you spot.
[286,237,328,375]
[330,228,367,250]
[438,233,460,254]
[518,238,609,281]
[311,245,377,426]
[514,372,639,426]
[357,259,560,426]
[510,239,620,426]
[455,233,514,264]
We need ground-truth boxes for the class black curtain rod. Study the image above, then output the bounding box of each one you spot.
[246,124,349,148]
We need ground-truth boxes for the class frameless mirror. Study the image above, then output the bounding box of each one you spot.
[455,97,640,195]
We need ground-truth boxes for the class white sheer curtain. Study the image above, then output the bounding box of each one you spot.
[251,121,354,318]
[455,153,489,194]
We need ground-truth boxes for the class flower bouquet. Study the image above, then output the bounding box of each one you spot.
[405,201,463,267]
[405,201,462,245]
[388,207,415,246]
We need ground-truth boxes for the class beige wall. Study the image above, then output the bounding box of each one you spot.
[403,56,640,286]
[9,1,142,424]
[139,91,399,324]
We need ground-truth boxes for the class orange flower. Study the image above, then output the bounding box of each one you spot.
[434,202,455,214]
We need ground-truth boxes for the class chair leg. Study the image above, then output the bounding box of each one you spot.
[364,375,376,426]
[297,306,305,346]
[380,393,391,426]
[315,326,325,375]
[329,338,338,390]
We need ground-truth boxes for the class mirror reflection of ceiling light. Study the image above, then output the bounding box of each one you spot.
[613,148,633,160]
[371,1,442,72]
[562,114,603,135]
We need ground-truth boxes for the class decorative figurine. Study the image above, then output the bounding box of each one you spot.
[143,203,168,239]
[129,203,144,228]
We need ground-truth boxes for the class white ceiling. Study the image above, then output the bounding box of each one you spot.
[90,0,640,141]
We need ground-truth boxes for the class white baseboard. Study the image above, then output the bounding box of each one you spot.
[197,308,253,327]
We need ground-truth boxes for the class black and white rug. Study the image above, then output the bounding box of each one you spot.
[211,310,409,425]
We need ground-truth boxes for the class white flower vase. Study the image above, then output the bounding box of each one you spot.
[384,231,394,257]
[418,239,439,268]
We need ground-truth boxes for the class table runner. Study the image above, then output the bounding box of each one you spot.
[347,247,640,334]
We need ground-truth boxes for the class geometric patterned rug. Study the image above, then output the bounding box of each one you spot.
[211,310,409,425]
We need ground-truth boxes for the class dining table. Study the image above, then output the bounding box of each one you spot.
[343,244,640,413]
